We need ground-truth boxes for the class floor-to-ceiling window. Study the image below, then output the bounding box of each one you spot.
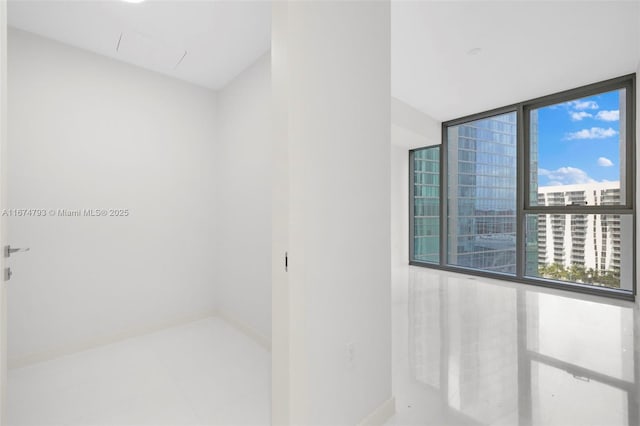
[410,75,635,299]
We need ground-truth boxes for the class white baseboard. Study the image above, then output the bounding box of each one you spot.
[358,397,396,426]
[216,310,271,351]
[8,309,217,369]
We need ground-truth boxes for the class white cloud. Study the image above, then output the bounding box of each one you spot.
[539,167,596,185]
[565,127,618,140]
[597,157,614,167]
[569,111,592,121]
[566,100,599,110]
[595,110,619,122]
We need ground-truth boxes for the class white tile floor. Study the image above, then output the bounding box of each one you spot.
[7,317,270,426]
[9,268,639,426]
[387,265,639,426]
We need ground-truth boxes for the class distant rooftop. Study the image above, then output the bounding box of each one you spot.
[538,181,621,193]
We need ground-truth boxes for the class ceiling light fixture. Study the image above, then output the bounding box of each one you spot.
[122,0,146,4]
[467,47,482,56]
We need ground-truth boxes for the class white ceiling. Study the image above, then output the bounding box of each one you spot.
[392,1,640,122]
[8,1,639,115]
[8,0,271,90]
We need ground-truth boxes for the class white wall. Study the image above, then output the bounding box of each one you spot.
[6,29,218,364]
[216,53,271,341]
[271,3,291,422]
[391,98,440,267]
[0,2,7,422]
[273,2,392,424]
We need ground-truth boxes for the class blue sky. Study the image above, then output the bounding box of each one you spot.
[537,90,621,186]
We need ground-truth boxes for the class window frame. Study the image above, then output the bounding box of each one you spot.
[408,145,441,265]
[409,74,636,301]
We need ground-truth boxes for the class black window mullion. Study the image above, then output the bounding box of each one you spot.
[626,78,636,209]
[516,105,525,279]
[440,126,447,267]
[408,149,415,263]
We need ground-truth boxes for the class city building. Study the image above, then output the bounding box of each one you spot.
[446,112,519,274]
[412,146,440,263]
[534,182,623,287]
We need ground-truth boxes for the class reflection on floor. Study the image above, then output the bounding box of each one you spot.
[7,317,270,425]
[387,266,638,426]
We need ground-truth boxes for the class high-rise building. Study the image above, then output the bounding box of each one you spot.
[413,110,623,290]
[413,147,440,263]
[446,112,519,274]
[534,182,622,286]
[412,111,521,273]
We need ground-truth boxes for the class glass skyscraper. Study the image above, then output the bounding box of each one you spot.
[446,112,519,274]
[413,146,440,263]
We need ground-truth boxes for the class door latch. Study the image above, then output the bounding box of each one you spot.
[285,252,288,272]
[4,245,30,258]
[4,267,12,281]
